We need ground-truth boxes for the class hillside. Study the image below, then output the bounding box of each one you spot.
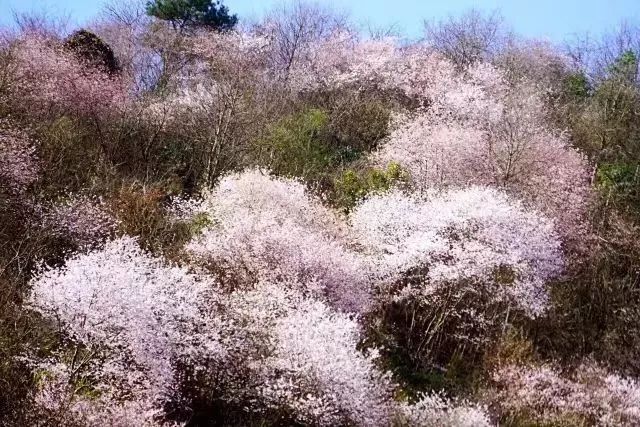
[1,1,640,426]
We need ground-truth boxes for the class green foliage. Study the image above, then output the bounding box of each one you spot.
[255,109,338,182]
[597,163,639,190]
[146,0,237,31]
[63,30,120,75]
[331,163,406,212]
[597,163,640,214]
[256,103,392,188]
[302,89,394,150]
[188,212,212,235]
[564,72,591,99]
[608,50,638,82]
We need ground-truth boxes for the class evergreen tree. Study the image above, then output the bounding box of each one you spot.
[146,0,237,31]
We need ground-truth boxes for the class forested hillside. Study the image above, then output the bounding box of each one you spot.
[1,1,640,425]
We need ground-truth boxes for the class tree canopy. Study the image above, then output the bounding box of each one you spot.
[146,0,237,30]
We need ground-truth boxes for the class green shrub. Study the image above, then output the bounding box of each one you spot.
[254,100,393,188]
[597,163,640,214]
[254,108,337,181]
[564,72,591,99]
[331,162,406,212]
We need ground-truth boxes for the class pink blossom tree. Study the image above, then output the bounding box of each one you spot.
[375,62,592,240]
[350,187,563,317]
[29,237,223,422]
[350,186,563,368]
[10,33,130,120]
[186,169,375,313]
[223,282,395,426]
[43,195,117,247]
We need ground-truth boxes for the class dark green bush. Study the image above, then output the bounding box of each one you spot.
[63,30,120,75]
[146,0,237,31]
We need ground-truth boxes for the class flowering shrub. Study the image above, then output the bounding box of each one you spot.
[187,169,374,312]
[375,63,592,239]
[285,32,399,91]
[43,195,117,246]
[9,33,129,119]
[0,121,38,194]
[397,392,492,427]
[283,32,461,104]
[493,362,640,426]
[350,186,563,371]
[29,237,223,420]
[144,27,273,120]
[223,282,395,426]
[351,187,563,317]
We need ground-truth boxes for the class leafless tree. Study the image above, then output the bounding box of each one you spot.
[101,0,148,28]
[12,9,71,37]
[95,1,187,93]
[257,1,350,81]
[565,21,640,81]
[365,21,402,40]
[423,9,512,69]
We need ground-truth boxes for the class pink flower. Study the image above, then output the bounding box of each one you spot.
[10,33,130,119]
[0,121,38,193]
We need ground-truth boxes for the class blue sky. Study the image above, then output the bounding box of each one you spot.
[0,0,638,41]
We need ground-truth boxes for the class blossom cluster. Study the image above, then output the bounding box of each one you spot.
[143,29,274,125]
[29,237,223,419]
[397,392,492,427]
[43,194,117,246]
[184,170,564,318]
[351,186,563,317]
[0,121,38,194]
[29,241,396,426]
[33,360,166,427]
[493,363,640,426]
[224,282,395,426]
[281,31,461,101]
[10,33,129,119]
[186,169,375,313]
[374,61,592,240]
